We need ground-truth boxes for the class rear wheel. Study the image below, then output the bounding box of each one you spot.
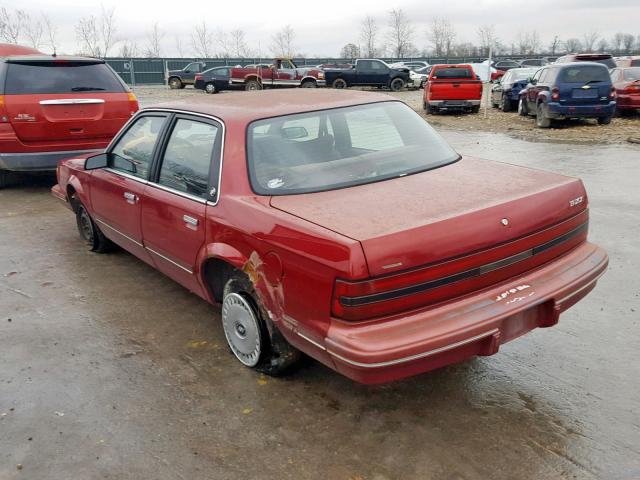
[389,77,405,92]
[423,101,433,114]
[300,79,317,88]
[0,171,11,189]
[222,273,301,376]
[518,97,528,116]
[501,95,512,112]
[245,79,262,91]
[332,78,347,89]
[471,105,480,113]
[597,115,612,125]
[204,82,217,94]
[74,201,112,253]
[536,103,552,128]
[168,77,182,89]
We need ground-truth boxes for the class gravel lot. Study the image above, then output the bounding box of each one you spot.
[132,84,640,145]
[1,84,639,480]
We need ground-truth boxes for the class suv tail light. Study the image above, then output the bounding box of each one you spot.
[551,87,560,101]
[127,92,139,115]
[609,87,617,99]
[194,74,202,80]
[0,95,7,122]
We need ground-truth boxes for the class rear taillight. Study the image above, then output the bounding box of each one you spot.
[0,95,6,122]
[195,74,202,80]
[127,92,139,115]
[551,87,560,101]
[609,87,616,100]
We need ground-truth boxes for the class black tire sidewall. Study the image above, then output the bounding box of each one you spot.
[390,78,404,91]
[332,78,347,89]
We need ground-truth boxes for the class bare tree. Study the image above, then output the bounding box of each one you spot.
[119,40,139,58]
[477,24,497,56]
[360,16,377,58]
[564,38,582,53]
[76,16,101,56]
[100,5,117,57]
[596,38,609,53]
[42,14,58,53]
[216,29,231,58]
[549,35,561,55]
[622,33,635,53]
[582,31,599,52]
[611,32,625,51]
[427,17,455,56]
[175,35,186,57]
[387,9,414,58]
[517,30,540,54]
[340,43,360,58]
[271,25,295,57]
[144,22,163,57]
[191,21,213,58]
[24,12,44,49]
[229,29,250,58]
[0,7,28,44]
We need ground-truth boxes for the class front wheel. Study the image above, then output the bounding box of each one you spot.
[536,103,552,128]
[222,273,300,376]
[300,79,317,88]
[389,77,405,92]
[332,78,347,89]
[518,97,528,116]
[75,201,112,253]
[501,95,512,112]
[204,82,217,94]
[471,105,480,113]
[168,77,182,89]
[597,116,612,125]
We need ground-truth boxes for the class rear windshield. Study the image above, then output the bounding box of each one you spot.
[433,68,473,79]
[5,62,126,94]
[624,68,640,81]
[247,102,459,195]
[559,66,610,83]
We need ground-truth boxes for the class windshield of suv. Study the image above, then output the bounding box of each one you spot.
[247,101,459,195]
[624,68,640,81]
[559,65,610,83]
[5,61,126,94]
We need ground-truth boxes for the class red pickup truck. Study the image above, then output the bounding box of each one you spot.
[230,58,325,90]
[423,64,483,114]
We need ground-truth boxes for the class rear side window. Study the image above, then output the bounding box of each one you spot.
[433,68,473,79]
[157,119,218,199]
[5,62,125,94]
[559,66,610,83]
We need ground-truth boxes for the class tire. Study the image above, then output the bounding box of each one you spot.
[518,97,528,116]
[222,273,300,376]
[0,170,11,189]
[204,82,217,94]
[168,77,182,89]
[536,103,552,128]
[389,77,405,92]
[245,79,262,91]
[501,95,512,112]
[597,116,612,125]
[74,201,112,253]
[300,79,317,88]
[423,101,433,114]
[332,78,347,89]
[471,105,480,113]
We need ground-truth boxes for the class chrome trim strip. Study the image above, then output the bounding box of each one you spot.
[296,331,327,351]
[327,328,500,369]
[39,98,105,105]
[103,167,149,185]
[145,246,193,274]
[95,218,143,247]
[556,271,605,304]
[147,182,207,204]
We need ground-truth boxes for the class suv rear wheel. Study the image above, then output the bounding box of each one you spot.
[536,103,552,128]
[597,116,612,125]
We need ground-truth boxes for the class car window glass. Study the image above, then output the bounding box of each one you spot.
[501,72,511,83]
[158,119,217,199]
[538,69,548,83]
[370,61,386,71]
[433,68,473,79]
[624,68,640,81]
[358,60,372,70]
[110,116,165,179]
[559,66,609,83]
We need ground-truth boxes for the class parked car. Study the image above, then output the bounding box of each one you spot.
[518,62,616,128]
[610,67,640,114]
[0,54,138,188]
[469,63,500,82]
[490,67,539,111]
[555,53,616,68]
[194,66,242,94]
[615,56,640,67]
[230,58,325,90]
[390,61,429,70]
[167,61,207,89]
[409,69,428,89]
[489,60,522,71]
[51,89,608,384]
[423,64,483,113]
[324,59,410,91]
[520,58,547,67]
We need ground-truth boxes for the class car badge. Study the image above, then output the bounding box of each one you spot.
[501,218,509,226]
[581,85,591,90]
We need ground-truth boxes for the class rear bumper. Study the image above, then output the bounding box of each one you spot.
[0,149,99,172]
[321,242,608,384]
[615,94,640,109]
[51,183,72,210]
[428,99,481,109]
[547,102,616,118]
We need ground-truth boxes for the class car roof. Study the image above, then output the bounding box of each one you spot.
[3,55,105,63]
[145,89,397,123]
[555,61,609,69]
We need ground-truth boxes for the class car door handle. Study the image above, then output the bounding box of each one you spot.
[183,215,199,226]
[123,192,138,204]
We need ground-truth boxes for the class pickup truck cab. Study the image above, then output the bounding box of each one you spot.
[167,62,207,89]
[518,62,616,128]
[51,90,607,384]
[423,64,483,113]
[324,59,410,91]
[229,58,325,90]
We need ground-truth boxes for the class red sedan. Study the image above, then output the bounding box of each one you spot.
[51,90,608,384]
[610,67,640,112]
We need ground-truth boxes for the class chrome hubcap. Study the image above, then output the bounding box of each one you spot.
[206,84,215,93]
[79,208,94,243]
[222,293,261,367]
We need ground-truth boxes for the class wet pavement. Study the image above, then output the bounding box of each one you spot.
[1,127,639,479]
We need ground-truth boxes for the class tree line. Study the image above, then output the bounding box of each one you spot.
[0,6,638,59]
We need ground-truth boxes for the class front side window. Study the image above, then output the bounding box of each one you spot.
[247,102,459,195]
[157,119,218,199]
[370,61,387,71]
[110,116,166,179]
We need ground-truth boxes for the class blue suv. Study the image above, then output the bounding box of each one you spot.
[518,62,616,128]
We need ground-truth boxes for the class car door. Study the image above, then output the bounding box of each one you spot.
[182,62,202,84]
[274,59,297,84]
[526,68,544,110]
[354,60,374,85]
[90,113,169,263]
[141,114,223,296]
[368,60,390,85]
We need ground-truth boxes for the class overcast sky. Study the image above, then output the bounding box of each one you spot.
[8,0,640,57]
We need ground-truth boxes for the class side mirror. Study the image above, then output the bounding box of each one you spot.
[529,77,537,85]
[85,153,108,170]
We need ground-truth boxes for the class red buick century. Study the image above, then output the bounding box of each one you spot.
[52,90,608,384]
